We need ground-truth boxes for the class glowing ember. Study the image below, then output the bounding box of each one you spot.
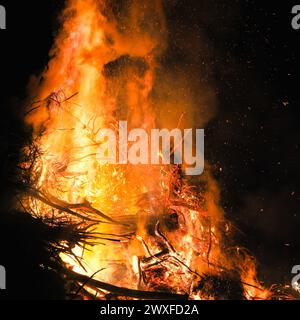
[18,0,274,299]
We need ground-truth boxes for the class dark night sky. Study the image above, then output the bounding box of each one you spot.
[0,0,300,296]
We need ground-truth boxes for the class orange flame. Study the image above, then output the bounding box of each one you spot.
[21,0,271,299]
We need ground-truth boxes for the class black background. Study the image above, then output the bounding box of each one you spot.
[0,0,300,299]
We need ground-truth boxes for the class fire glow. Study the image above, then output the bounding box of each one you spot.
[17,0,278,300]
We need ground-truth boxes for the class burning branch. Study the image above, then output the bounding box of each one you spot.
[63,268,189,300]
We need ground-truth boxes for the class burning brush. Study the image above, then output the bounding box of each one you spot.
[12,0,293,300]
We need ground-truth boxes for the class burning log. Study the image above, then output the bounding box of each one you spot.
[64,268,188,300]
[194,273,245,300]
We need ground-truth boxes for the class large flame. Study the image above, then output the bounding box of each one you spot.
[20,0,271,299]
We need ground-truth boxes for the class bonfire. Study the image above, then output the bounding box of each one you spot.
[15,0,291,300]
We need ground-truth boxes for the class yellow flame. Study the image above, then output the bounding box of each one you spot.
[20,0,272,299]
